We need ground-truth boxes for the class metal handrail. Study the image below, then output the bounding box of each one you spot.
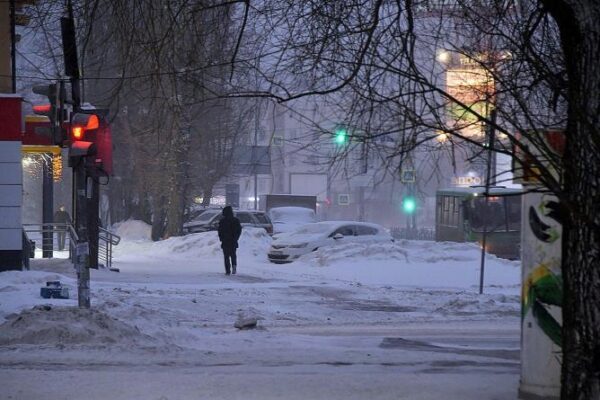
[98,227,121,270]
[99,227,120,245]
[23,223,78,267]
[23,223,120,270]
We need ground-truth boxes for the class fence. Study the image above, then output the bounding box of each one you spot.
[22,223,120,270]
[390,227,435,241]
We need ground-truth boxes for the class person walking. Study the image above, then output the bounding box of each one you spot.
[53,205,71,251]
[218,206,242,275]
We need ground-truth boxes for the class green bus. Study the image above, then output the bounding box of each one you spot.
[435,186,522,259]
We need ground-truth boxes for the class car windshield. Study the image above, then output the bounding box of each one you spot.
[294,224,332,235]
[194,210,220,222]
[254,214,271,224]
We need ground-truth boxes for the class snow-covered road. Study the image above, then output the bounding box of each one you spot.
[0,224,522,399]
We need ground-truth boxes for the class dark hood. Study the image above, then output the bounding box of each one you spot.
[222,206,234,218]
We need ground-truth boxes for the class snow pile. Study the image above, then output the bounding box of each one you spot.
[435,293,520,317]
[238,227,273,258]
[0,305,157,346]
[112,219,152,241]
[401,240,481,263]
[0,270,76,287]
[115,227,271,262]
[303,241,409,267]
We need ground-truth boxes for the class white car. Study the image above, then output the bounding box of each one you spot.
[268,221,393,263]
[269,206,317,234]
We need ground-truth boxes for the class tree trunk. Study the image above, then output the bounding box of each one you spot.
[164,174,185,238]
[150,194,166,241]
[201,185,213,207]
[543,1,600,398]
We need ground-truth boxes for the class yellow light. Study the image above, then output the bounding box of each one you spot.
[436,131,449,142]
[72,126,84,140]
[437,50,451,64]
[53,154,63,182]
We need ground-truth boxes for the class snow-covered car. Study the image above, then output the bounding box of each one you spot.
[183,209,273,234]
[269,206,317,234]
[183,209,223,234]
[268,221,393,263]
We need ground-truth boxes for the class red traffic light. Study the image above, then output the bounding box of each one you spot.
[70,114,99,141]
[33,104,52,114]
[68,112,113,175]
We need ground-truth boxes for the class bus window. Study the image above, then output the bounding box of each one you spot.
[439,196,459,227]
[506,196,521,230]
[469,197,506,231]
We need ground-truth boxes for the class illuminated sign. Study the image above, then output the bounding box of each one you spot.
[446,63,495,139]
[452,176,483,186]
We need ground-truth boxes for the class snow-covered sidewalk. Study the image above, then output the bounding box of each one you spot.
[0,224,522,399]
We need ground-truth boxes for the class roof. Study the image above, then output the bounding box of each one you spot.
[312,220,385,230]
[436,186,523,197]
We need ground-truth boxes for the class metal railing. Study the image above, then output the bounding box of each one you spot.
[391,227,435,241]
[22,223,78,259]
[99,227,121,270]
[22,223,121,271]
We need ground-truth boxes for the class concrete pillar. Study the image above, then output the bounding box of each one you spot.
[519,192,562,399]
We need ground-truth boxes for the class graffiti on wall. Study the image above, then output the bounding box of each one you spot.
[522,198,563,347]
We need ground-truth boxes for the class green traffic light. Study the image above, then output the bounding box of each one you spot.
[402,197,416,214]
[334,128,347,145]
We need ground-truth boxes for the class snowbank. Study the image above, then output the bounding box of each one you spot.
[0,304,157,346]
[303,241,409,266]
[115,227,271,262]
[112,219,152,241]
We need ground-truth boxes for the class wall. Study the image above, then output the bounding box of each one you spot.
[0,96,23,270]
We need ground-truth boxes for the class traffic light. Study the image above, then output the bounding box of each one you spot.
[334,127,348,145]
[70,113,99,141]
[402,196,417,214]
[32,83,67,146]
[32,83,58,122]
[68,112,113,175]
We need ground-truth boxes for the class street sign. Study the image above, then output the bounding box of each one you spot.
[338,194,350,205]
[76,242,89,256]
[401,169,416,183]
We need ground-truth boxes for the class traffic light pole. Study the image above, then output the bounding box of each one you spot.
[42,154,54,258]
[406,182,417,231]
[73,159,90,308]
[478,108,497,295]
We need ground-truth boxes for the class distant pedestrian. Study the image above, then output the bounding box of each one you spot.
[53,205,71,251]
[218,206,242,275]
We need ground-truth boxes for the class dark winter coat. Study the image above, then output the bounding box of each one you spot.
[218,206,242,250]
[53,210,71,224]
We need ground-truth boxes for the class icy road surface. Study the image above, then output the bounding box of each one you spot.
[0,224,521,399]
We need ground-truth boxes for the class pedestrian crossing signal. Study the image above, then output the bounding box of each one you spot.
[334,128,348,145]
[402,196,416,214]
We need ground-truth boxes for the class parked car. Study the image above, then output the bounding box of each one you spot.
[183,209,273,235]
[183,206,220,223]
[269,206,317,234]
[268,221,393,264]
[237,210,273,235]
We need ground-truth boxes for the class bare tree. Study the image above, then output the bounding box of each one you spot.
[220,1,597,398]
[77,0,254,238]
[19,1,599,396]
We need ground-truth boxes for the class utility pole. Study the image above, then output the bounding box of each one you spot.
[478,108,497,295]
[42,154,54,258]
[253,99,259,210]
